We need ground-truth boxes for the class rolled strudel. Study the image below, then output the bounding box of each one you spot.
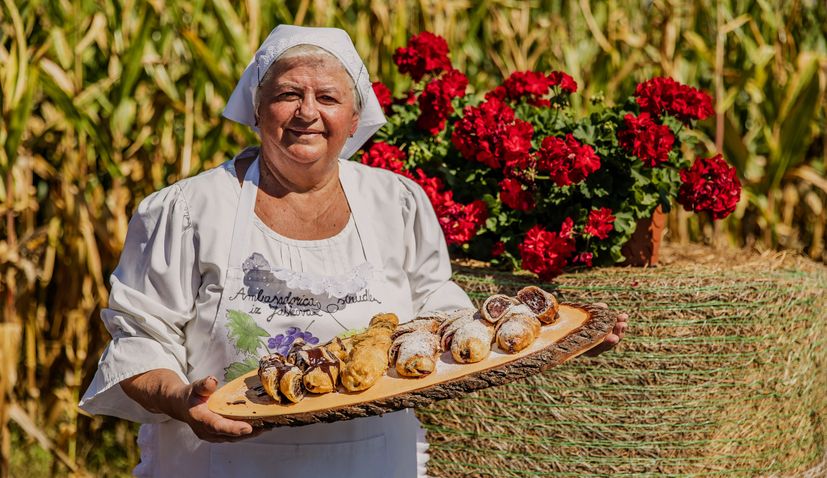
[516,286,560,325]
[494,304,542,353]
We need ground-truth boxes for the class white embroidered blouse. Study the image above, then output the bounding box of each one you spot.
[80,157,473,420]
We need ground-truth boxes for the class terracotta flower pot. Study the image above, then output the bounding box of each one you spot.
[620,205,666,267]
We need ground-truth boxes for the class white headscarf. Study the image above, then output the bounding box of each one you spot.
[223,25,386,159]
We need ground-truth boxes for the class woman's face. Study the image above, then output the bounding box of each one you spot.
[256,55,359,166]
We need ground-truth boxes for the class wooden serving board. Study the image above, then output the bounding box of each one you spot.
[208,302,616,427]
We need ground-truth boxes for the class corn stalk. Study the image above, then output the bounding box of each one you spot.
[0,0,825,475]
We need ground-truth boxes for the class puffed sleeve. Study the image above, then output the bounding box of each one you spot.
[398,177,474,315]
[79,184,198,423]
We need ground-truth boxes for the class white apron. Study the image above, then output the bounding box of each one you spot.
[135,158,421,478]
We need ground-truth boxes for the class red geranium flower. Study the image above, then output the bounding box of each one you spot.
[617,113,675,167]
[491,241,506,257]
[372,81,393,114]
[573,252,593,267]
[417,69,468,135]
[677,154,741,219]
[559,217,575,239]
[635,77,714,124]
[584,207,616,240]
[360,142,407,174]
[393,32,452,82]
[437,200,488,245]
[518,225,576,281]
[451,97,533,170]
[410,168,488,245]
[548,71,578,93]
[536,134,601,186]
[499,178,535,211]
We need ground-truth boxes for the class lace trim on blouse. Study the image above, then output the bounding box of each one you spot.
[242,252,375,299]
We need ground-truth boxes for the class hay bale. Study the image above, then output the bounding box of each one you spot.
[420,244,827,477]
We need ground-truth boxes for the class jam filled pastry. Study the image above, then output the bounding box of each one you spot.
[516,286,560,325]
[389,329,442,377]
[494,304,542,353]
[391,315,443,340]
[439,308,494,364]
[480,294,519,324]
[341,313,399,392]
[288,340,341,394]
[437,308,477,351]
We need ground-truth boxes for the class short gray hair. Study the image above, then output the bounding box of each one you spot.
[254,44,361,120]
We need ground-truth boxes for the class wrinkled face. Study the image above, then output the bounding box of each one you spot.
[256,54,360,166]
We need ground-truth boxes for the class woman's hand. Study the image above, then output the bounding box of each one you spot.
[121,370,262,443]
[582,303,628,357]
[171,376,264,443]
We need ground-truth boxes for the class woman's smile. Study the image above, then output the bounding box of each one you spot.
[256,55,359,165]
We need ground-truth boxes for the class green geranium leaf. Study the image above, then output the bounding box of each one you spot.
[226,309,268,355]
[224,356,260,382]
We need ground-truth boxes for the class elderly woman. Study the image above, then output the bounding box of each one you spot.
[81,25,625,477]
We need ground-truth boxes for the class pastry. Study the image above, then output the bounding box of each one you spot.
[391,315,443,340]
[516,286,560,325]
[258,353,292,403]
[288,339,341,394]
[279,363,306,403]
[449,318,494,363]
[494,304,542,353]
[340,313,399,391]
[438,308,494,364]
[258,352,306,403]
[324,336,352,363]
[437,308,477,351]
[389,329,441,377]
[480,294,519,324]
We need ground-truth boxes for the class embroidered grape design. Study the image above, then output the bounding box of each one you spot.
[267,327,320,355]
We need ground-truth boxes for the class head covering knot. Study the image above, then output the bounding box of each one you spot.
[223,25,386,159]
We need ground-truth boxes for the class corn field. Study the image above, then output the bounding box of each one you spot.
[0,0,825,476]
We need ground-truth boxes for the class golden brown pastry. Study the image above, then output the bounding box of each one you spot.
[288,340,341,394]
[324,336,352,363]
[340,313,399,391]
[494,304,542,353]
[279,364,306,403]
[480,294,519,324]
[389,329,442,377]
[516,286,560,325]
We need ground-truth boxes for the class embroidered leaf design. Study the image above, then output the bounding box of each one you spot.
[224,357,259,382]
[226,309,268,355]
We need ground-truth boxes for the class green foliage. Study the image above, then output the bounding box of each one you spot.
[224,356,260,382]
[225,309,268,356]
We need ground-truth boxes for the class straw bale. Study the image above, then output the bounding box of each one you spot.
[419,244,827,477]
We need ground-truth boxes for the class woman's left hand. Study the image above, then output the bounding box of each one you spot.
[582,303,628,357]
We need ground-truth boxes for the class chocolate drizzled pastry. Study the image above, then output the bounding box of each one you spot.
[258,353,305,404]
[288,339,341,394]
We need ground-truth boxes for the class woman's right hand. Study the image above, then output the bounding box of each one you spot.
[172,376,263,443]
[121,370,262,443]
